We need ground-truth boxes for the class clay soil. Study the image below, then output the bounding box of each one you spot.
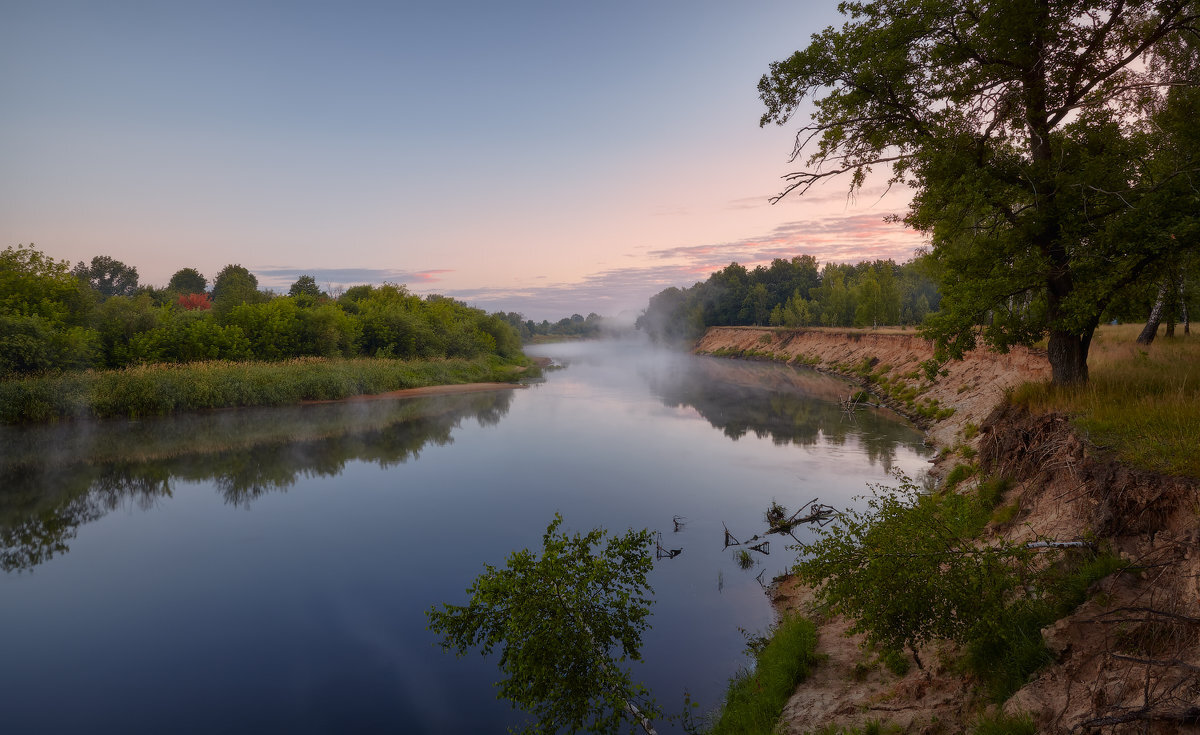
[694,327,1200,734]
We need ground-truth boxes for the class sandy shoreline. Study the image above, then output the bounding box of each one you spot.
[300,382,525,405]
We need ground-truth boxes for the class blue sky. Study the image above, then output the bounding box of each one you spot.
[1,1,924,320]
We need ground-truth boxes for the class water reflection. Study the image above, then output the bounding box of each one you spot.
[643,356,928,469]
[0,390,515,572]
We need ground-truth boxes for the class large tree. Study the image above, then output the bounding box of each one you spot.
[759,0,1200,383]
[72,255,139,299]
[168,267,208,295]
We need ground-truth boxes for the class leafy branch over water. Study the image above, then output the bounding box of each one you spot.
[427,515,659,734]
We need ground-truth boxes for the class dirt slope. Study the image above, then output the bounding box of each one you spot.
[693,326,1050,447]
[692,327,1200,734]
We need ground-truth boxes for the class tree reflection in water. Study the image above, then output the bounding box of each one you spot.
[0,390,514,572]
[643,356,930,470]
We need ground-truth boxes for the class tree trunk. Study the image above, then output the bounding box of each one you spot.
[1136,280,1169,345]
[1179,278,1190,336]
[1047,330,1090,385]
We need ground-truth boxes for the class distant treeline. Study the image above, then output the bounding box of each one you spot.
[496,311,608,341]
[1,245,523,379]
[637,255,940,343]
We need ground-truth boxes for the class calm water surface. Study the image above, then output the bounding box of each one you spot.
[0,340,930,733]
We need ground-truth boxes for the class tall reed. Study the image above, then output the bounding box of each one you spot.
[0,355,526,423]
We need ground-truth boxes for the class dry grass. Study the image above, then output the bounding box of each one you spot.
[1010,324,1200,478]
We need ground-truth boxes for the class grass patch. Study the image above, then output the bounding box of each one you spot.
[708,614,819,735]
[1009,325,1200,477]
[942,462,979,491]
[0,355,528,423]
[970,710,1036,735]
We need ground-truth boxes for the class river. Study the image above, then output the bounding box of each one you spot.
[0,339,931,733]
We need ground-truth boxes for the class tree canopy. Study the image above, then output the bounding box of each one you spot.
[168,267,207,294]
[760,0,1200,383]
[72,255,139,299]
[0,245,523,379]
[288,274,324,299]
[636,256,938,342]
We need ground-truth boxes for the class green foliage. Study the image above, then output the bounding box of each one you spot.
[167,267,207,294]
[0,246,525,389]
[0,315,99,377]
[969,711,1036,735]
[211,264,259,301]
[71,254,140,298]
[1010,325,1200,477]
[0,246,100,377]
[92,294,162,367]
[794,473,1126,702]
[758,1,1200,385]
[878,648,910,677]
[287,274,323,298]
[129,310,252,364]
[637,256,938,342]
[0,244,94,326]
[427,515,657,735]
[708,614,818,735]
[0,355,523,423]
[793,474,1030,661]
[943,463,978,490]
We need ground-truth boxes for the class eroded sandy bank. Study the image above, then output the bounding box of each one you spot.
[693,327,1200,734]
[692,326,1050,448]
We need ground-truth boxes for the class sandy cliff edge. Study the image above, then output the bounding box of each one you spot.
[692,326,1200,735]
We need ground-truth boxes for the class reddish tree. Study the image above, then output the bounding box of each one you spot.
[177,292,212,311]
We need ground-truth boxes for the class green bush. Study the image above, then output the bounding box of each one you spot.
[792,472,1125,697]
[0,246,525,380]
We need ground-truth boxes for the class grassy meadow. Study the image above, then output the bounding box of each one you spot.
[0,355,530,424]
[1011,324,1199,477]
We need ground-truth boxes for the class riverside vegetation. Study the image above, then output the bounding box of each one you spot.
[1010,324,1200,478]
[1,244,532,422]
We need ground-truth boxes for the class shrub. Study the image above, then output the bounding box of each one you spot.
[791,471,1122,696]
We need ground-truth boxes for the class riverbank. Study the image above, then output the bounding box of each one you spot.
[0,354,533,423]
[693,325,1050,448]
[694,326,1200,734]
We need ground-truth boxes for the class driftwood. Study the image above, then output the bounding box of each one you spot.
[723,498,837,551]
[654,533,681,560]
[838,392,884,416]
[768,497,836,536]
[1079,705,1200,729]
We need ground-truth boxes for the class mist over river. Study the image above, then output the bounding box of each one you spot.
[0,339,931,733]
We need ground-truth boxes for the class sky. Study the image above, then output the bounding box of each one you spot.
[1,0,926,321]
